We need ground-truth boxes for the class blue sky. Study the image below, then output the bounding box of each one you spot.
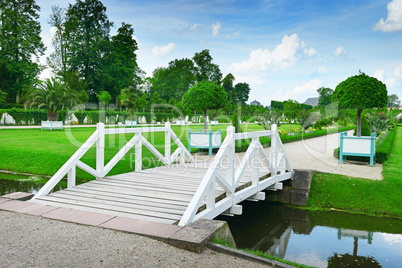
[37,0,402,106]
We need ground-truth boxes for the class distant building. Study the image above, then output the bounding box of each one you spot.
[303,97,319,107]
[250,100,262,106]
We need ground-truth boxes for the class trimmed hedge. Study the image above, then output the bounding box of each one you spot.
[333,128,397,164]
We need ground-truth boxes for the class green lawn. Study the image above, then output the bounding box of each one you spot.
[307,125,402,219]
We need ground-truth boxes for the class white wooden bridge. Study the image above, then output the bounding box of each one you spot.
[30,123,293,226]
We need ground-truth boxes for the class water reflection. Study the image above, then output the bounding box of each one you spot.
[217,201,401,268]
[0,176,64,196]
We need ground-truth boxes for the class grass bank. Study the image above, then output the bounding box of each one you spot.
[307,125,402,219]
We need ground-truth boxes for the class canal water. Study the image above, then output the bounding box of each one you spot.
[217,201,402,268]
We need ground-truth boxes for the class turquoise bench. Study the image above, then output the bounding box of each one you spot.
[339,132,376,166]
[188,129,222,156]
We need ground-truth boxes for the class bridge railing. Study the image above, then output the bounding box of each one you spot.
[32,122,194,199]
[178,124,293,226]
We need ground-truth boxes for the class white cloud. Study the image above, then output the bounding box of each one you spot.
[229,33,301,73]
[304,47,317,57]
[133,36,140,49]
[211,21,221,37]
[373,0,402,32]
[384,64,402,87]
[334,45,346,56]
[271,79,322,101]
[227,31,240,38]
[318,66,327,73]
[185,23,204,32]
[373,69,385,81]
[152,43,176,58]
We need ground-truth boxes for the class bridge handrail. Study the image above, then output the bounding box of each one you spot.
[32,122,194,199]
[178,124,293,226]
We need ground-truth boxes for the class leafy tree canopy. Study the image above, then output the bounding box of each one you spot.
[235,82,251,105]
[317,87,333,107]
[26,77,80,120]
[388,94,400,107]
[192,49,222,83]
[0,0,45,103]
[182,80,227,131]
[333,71,387,136]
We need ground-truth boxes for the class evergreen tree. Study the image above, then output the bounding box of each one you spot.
[0,0,45,102]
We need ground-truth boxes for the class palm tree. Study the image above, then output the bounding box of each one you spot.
[27,77,80,121]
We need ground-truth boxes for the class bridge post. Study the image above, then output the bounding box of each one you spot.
[271,124,278,172]
[135,128,142,171]
[165,122,171,165]
[96,123,105,178]
[226,126,235,192]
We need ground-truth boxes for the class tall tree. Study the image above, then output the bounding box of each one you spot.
[222,73,236,103]
[150,58,196,101]
[235,82,251,105]
[317,87,333,107]
[333,71,387,136]
[0,0,45,103]
[388,94,400,107]
[47,5,67,78]
[105,22,140,104]
[64,0,113,101]
[192,49,222,83]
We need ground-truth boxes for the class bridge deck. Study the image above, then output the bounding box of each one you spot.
[30,163,271,224]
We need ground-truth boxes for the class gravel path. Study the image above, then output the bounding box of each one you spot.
[194,130,382,180]
[0,211,266,268]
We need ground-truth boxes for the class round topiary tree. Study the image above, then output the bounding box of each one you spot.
[182,80,227,132]
[332,71,387,136]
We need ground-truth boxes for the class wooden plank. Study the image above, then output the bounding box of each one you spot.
[48,192,186,215]
[64,187,190,207]
[36,195,183,221]
[32,199,176,224]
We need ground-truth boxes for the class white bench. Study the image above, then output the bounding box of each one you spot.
[41,121,63,130]
[188,129,222,155]
[211,120,218,126]
[125,120,137,127]
[339,132,376,166]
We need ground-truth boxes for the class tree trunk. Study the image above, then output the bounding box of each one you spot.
[48,111,58,121]
[356,108,362,137]
[204,109,208,132]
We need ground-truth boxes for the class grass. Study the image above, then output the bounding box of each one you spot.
[211,237,313,268]
[307,125,402,219]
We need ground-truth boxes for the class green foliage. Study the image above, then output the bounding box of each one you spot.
[300,103,313,111]
[97,91,112,106]
[182,81,227,112]
[231,107,242,133]
[316,87,333,107]
[64,0,113,101]
[333,71,388,136]
[119,88,139,116]
[235,82,251,105]
[183,81,227,131]
[192,49,222,83]
[74,110,87,124]
[26,77,80,121]
[0,90,7,103]
[271,100,284,111]
[387,94,400,107]
[367,112,391,136]
[260,110,283,130]
[222,73,236,103]
[0,0,45,103]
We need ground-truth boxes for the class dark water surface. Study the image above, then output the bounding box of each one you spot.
[0,173,64,196]
[217,201,402,268]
